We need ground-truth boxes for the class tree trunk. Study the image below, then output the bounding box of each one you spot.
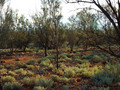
[56,47,59,69]
[44,46,47,57]
[70,44,73,53]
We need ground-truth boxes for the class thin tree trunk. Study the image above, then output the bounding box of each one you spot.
[44,46,47,57]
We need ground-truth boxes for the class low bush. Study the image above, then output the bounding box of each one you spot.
[0,68,7,75]
[60,77,69,83]
[2,76,16,83]
[92,55,103,63]
[27,70,34,76]
[33,86,46,90]
[69,78,77,83]
[65,67,76,77]
[56,69,64,75]
[82,54,94,59]
[3,82,23,90]
[23,77,37,87]
[6,64,14,69]
[26,65,35,70]
[40,59,50,66]
[16,62,27,68]
[8,71,16,76]
[46,55,55,60]
[51,75,60,82]
[36,77,53,89]
[15,68,27,76]
[26,59,36,65]
[63,85,70,90]
[38,57,48,64]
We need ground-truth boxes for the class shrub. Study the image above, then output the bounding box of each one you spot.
[26,59,36,65]
[3,82,23,90]
[8,71,16,76]
[82,54,94,59]
[63,85,70,90]
[56,69,64,75]
[51,75,60,82]
[27,70,34,76]
[2,76,16,83]
[16,62,27,68]
[26,65,35,70]
[64,54,71,58]
[36,77,53,89]
[0,68,7,75]
[38,57,48,64]
[47,55,55,60]
[92,55,103,63]
[15,68,27,76]
[0,65,5,69]
[23,77,37,87]
[69,78,77,83]
[65,67,76,77]
[6,64,14,69]
[60,77,69,83]
[33,86,46,90]
[40,59,50,66]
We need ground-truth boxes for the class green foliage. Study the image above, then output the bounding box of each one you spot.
[36,77,53,89]
[33,86,46,90]
[6,64,14,69]
[14,68,27,76]
[92,55,103,63]
[51,75,60,82]
[27,70,34,76]
[26,59,36,65]
[69,78,77,83]
[2,76,16,83]
[46,55,55,60]
[82,54,94,59]
[91,62,120,85]
[26,65,35,70]
[8,71,16,76]
[16,62,27,68]
[60,77,69,83]
[65,67,76,77]
[0,65,5,69]
[63,85,70,90]
[23,77,37,87]
[0,68,7,75]
[40,59,50,66]
[3,82,23,90]
[56,69,64,75]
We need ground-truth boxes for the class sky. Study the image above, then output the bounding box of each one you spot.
[2,0,98,23]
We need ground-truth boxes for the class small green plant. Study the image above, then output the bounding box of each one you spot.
[33,86,46,90]
[82,54,94,59]
[69,78,77,83]
[56,69,64,75]
[38,57,48,64]
[26,65,35,70]
[15,68,27,76]
[16,62,27,68]
[6,64,14,69]
[0,68,7,75]
[23,77,37,87]
[63,85,70,90]
[51,75,60,82]
[40,59,50,66]
[26,59,36,65]
[65,67,76,77]
[60,77,69,83]
[3,82,23,90]
[8,71,16,76]
[2,76,16,83]
[27,70,34,76]
[0,65,5,69]
[46,55,55,60]
[92,55,103,63]
[36,77,53,89]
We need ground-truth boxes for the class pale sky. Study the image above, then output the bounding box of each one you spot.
[2,0,98,23]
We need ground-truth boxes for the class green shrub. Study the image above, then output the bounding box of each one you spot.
[51,75,60,82]
[6,64,14,69]
[36,77,53,89]
[56,69,64,75]
[0,65,5,69]
[64,54,71,58]
[38,57,48,64]
[33,86,46,90]
[23,77,37,87]
[26,59,36,65]
[16,62,27,68]
[27,70,34,76]
[63,85,70,90]
[82,54,94,59]
[3,82,23,90]
[2,76,16,83]
[40,59,50,66]
[8,71,16,76]
[26,65,35,70]
[59,54,68,59]
[15,68,27,76]
[60,77,69,83]
[46,55,55,60]
[65,67,76,77]
[69,78,77,83]
[0,68,7,75]
[92,55,103,63]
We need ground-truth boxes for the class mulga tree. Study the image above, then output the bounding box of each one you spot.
[15,15,31,52]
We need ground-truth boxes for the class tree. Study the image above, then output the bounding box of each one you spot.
[66,0,120,57]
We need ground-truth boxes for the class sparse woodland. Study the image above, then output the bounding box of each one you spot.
[0,0,120,90]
